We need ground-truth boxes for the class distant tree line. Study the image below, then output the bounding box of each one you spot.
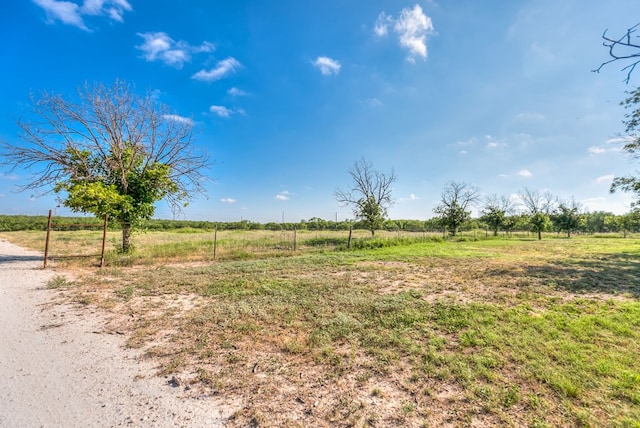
[2,210,640,236]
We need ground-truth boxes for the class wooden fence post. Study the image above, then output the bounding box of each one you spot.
[43,209,52,269]
[100,214,109,268]
[347,226,353,249]
[293,226,297,252]
[213,224,218,260]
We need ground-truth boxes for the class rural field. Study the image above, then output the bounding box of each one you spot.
[2,229,640,427]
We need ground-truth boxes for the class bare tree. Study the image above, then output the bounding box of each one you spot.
[593,23,640,83]
[433,181,480,236]
[0,80,209,252]
[335,158,397,236]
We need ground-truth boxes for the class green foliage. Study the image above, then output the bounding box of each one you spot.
[529,212,551,239]
[56,143,178,229]
[611,87,640,207]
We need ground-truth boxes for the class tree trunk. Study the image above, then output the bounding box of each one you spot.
[370,229,375,237]
[537,230,542,240]
[121,223,132,253]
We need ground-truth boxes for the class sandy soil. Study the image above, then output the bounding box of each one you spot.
[0,238,232,427]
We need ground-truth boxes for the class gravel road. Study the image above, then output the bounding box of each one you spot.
[0,238,230,427]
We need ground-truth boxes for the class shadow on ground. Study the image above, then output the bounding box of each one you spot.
[486,251,640,299]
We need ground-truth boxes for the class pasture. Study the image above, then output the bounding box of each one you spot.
[2,229,639,427]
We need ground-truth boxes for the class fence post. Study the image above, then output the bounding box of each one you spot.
[213,224,218,260]
[100,214,109,268]
[43,209,52,269]
[347,226,353,249]
[293,226,297,252]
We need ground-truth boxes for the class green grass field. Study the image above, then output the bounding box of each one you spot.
[2,230,639,427]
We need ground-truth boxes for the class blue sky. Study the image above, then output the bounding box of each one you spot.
[1,0,640,222]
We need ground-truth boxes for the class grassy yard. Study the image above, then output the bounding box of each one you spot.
[2,230,640,427]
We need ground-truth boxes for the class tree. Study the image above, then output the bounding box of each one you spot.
[335,158,397,236]
[0,81,209,252]
[593,23,640,83]
[433,181,480,236]
[552,198,583,238]
[519,188,556,240]
[481,194,517,236]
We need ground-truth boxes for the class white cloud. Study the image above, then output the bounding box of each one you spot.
[33,0,132,30]
[192,57,241,82]
[163,114,194,125]
[498,174,510,178]
[136,32,214,68]
[518,169,533,177]
[459,150,468,155]
[209,105,244,118]
[374,5,435,62]
[595,174,614,184]
[81,0,131,22]
[313,56,341,76]
[227,87,247,97]
[399,193,419,202]
[209,105,232,118]
[588,146,607,155]
[394,5,434,62]
[220,198,237,204]
[275,191,290,201]
[374,12,392,36]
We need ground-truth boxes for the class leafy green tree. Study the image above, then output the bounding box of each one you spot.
[335,158,397,236]
[433,181,479,236]
[553,198,583,238]
[611,87,640,205]
[519,188,556,240]
[0,81,208,252]
[481,194,516,236]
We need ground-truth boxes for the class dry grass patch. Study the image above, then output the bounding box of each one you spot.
[5,232,640,426]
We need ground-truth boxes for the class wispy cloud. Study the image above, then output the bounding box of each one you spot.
[595,174,614,184]
[518,169,533,177]
[163,114,194,125]
[399,193,419,202]
[220,198,237,204]
[313,56,341,76]
[227,87,247,97]
[374,12,393,36]
[275,190,291,201]
[588,146,607,155]
[192,57,241,82]
[1,173,18,180]
[209,105,232,118]
[33,0,132,31]
[136,32,214,68]
[209,105,245,118]
[375,4,435,62]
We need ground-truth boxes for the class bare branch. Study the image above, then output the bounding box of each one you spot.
[593,23,640,83]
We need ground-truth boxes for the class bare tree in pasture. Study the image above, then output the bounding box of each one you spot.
[433,181,480,236]
[519,188,557,240]
[335,158,397,236]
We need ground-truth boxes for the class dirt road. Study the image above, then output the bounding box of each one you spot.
[0,238,230,427]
